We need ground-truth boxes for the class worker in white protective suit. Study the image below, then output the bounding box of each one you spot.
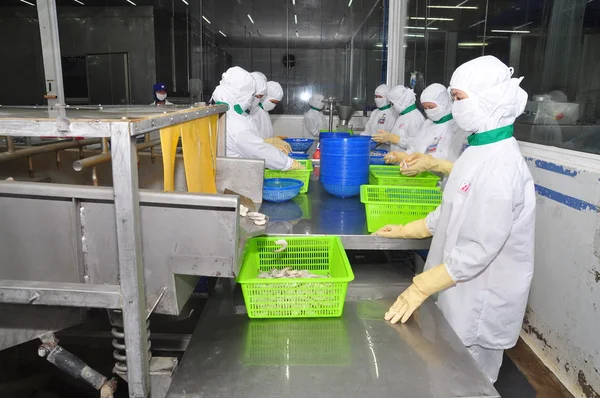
[212,67,304,171]
[302,94,327,137]
[251,81,284,140]
[248,72,291,153]
[384,83,469,170]
[373,55,536,384]
[372,85,425,152]
[363,84,397,137]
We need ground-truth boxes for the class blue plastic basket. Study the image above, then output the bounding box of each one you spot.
[322,183,362,198]
[370,149,388,165]
[263,178,304,202]
[283,138,315,152]
[370,140,379,150]
[319,132,351,139]
[289,152,310,160]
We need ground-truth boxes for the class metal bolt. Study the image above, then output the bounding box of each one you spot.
[38,345,49,357]
[29,292,40,303]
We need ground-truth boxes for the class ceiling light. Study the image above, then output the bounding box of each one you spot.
[375,43,383,47]
[73,0,84,4]
[219,30,227,37]
[126,0,136,5]
[294,14,298,24]
[406,33,425,37]
[335,31,339,38]
[181,0,188,4]
[405,26,439,30]
[295,31,299,37]
[348,0,353,7]
[427,5,478,9]
[202,15,211,24]
[247,14,254,24]
[410,17,454,21]
[292,0,295,4]
[20,0,35,5]
[340,16,346,25]
[458,42,488,47]
[491,29,530,34]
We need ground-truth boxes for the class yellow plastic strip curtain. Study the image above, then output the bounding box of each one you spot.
[159,125,181,192]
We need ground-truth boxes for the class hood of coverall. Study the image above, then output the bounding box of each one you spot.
[211,66,256,114]
[449,55,528,133]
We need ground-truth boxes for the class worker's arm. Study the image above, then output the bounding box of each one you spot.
[444,161,515,282]
[234,128,293,171]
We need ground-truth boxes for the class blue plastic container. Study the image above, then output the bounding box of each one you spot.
[322,183,362,198]
[289,152,310,160]
[370,149,388,165]
[370,140,379,150]
[319,136,370,198]
[263,178,304,203]
[283,138,315,152]
[319,132,351,140]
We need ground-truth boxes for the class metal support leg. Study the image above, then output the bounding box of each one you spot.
[111,127,150,398]
[386,0,407,86]
[36,0,65,106]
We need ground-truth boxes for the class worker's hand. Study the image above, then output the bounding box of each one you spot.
[401,154,453,177]
[265,138,292,154]
[386,284,429,324]
[384,151,407,164]
[372,130,400,144]
[289,160,306,170]
[372,224,406,238]
[386,264,455,324]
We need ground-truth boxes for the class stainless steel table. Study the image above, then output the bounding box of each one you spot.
[262,166,432,250]
[167,262,499,398]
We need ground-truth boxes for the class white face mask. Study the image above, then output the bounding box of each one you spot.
[156,93,167,101]
[251,96,261,109]
[239,95,255,113]
[391,103,404,114]
[374,97,387,108]
[262,100,277,112]
[452,97,485,132]
[424,106,446,122]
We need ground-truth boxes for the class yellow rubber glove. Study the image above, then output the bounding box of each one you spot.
[385,264,455,324]
[373,129,400,144]
[265,137,293,154]
[384,151,408,164]
[371,218,431,239]
[401,153,454,176]
[289,160,306,170]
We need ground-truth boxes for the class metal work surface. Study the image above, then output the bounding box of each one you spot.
[167,262,499,398]
[262,167,432,250]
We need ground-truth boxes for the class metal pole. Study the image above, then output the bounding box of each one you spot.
[0,138,101,163]
[37,0,66,107]
[110,127,150,398]
[5,136,15,153]
[73,139,160,171]
[386,0,407,86]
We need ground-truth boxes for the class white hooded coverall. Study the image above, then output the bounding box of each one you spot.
[212,67,293,171]
[251,81,283,140]
[424,56,535,383]
[302,94,327,137]
[363,84,397,136]
[386,85,425,152]
[408,83,469,162]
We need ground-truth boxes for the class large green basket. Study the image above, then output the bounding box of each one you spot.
[360,185,442,232]
[369,165,440,187]
[265,160,313,194]
[238,236,354,318]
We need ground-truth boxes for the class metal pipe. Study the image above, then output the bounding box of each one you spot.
[28,157,34,178]
[5,136,14,153]
[73,154,112,171]
[0,138,101,162]
[145,133,156,164]
[92,166,99,186]
[101,137,109,154]
[73,139,160,171]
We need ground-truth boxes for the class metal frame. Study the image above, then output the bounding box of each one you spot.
[386,0,407,86]
[0,104,230,398]
[37,0,65,106]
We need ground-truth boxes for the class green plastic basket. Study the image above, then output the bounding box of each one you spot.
[265,160,313,194]
[238,236,354,318]
[369,165,440,187]
[360,185,442,232]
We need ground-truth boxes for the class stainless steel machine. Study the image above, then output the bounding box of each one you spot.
[0,104,266,397]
